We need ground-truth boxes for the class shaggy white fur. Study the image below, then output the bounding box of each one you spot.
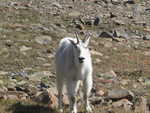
[55,34,93,113]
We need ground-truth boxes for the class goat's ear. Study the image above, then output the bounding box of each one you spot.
[84,36,91,47]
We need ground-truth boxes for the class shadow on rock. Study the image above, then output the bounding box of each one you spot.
[9,102,57,113]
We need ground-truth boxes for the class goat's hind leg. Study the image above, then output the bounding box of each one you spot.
[56,77,64,112]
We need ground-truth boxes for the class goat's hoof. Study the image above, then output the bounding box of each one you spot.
[70,109,77,113]
[86,106,92,113]
[59,109,63,113]
[70,111,77,113]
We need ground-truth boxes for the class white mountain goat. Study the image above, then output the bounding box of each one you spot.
[55,33,93,113]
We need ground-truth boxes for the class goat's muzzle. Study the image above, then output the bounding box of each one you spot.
[78,57,85,63]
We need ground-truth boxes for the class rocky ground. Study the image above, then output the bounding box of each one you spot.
[0,0,150,113]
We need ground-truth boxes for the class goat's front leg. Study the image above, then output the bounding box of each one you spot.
[67,80,80,113]
[83,75,93,112]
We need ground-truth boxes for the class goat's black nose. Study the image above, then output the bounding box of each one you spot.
[78,57,85,63]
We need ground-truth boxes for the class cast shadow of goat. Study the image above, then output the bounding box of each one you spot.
[9,102,58,113]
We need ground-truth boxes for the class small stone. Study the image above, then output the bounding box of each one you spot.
[91,50,103,56]
[90,97,103,105]
[35,35,52,45]
[96,90,105,96]
[121,79,129,86]
[20,96,27,100]
[111,0,121,5]
[52,2,62,8]
[75,24,84,30]
[0,71,8,75]
[85,20,93,26]
[143,51,150,56]
[5,40,13,47]
[20,45,32,52]
[48,90,58,108]
[98,70,117,79]
[94,58,102,64]
[7,83,16,91]
[133,84,137,88]
[144,78,150,86]
[68,11,81,17]
[113,38,126,42]
[104,41,113,48]
[63,94,69,105]
[0,87,5,93]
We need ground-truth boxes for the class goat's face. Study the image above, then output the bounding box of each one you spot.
[74,42,89,64]
[70,35,91,64]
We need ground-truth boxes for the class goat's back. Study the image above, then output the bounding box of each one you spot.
[55,37,77,79]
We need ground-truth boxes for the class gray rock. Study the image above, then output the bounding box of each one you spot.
[29,71,51,81]
[98,70,117,79]
[112,19,126,25]
[94,17,101,26]
[35,89,58,107]
[10,70,28,77]
[113,28,128,38]
[99,31,114,38]
[123,0,135,4]
[7,83,16,91]
[107,89,133,100]
[85,20,94,26]
[143,34,150,40]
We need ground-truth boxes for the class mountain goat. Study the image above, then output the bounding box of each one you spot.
[55,33,93,113]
